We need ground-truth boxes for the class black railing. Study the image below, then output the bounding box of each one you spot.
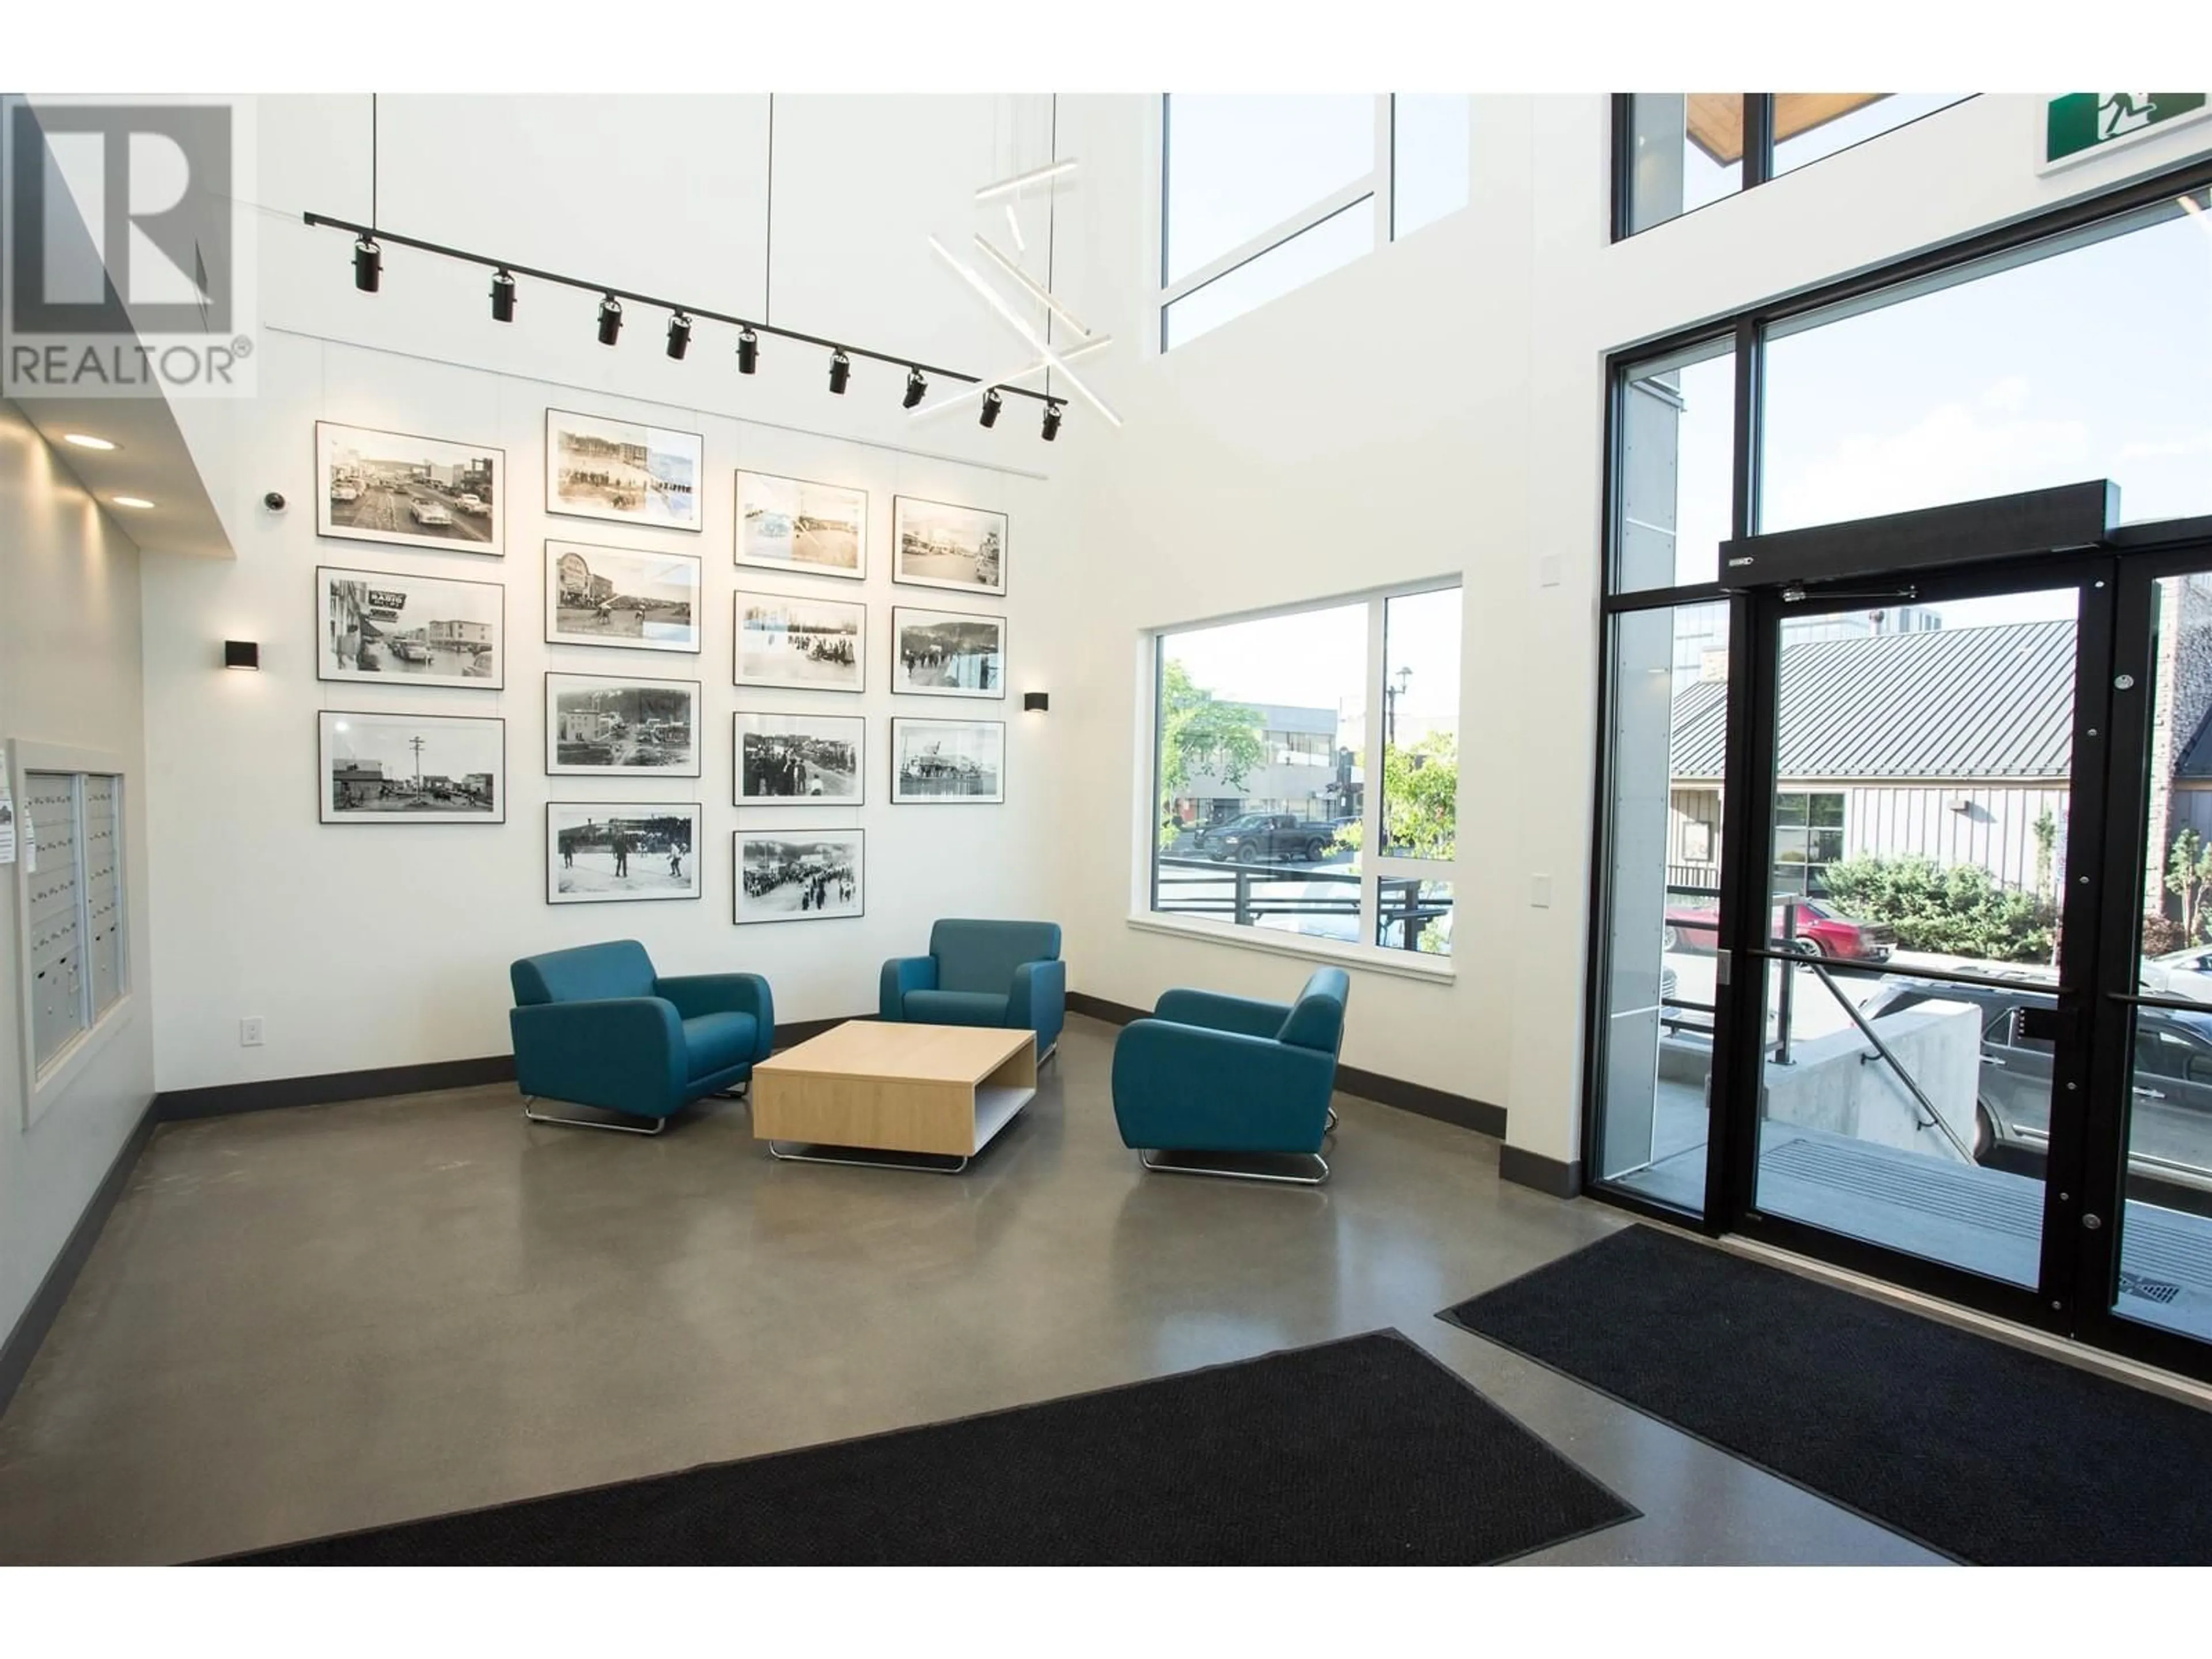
[1153,857,1449,952]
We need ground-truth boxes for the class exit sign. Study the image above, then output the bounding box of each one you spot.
[2043,93,2210,170]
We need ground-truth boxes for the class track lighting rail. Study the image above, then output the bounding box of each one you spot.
[304,210,1062,408]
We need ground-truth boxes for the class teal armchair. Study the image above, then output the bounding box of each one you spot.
[1111,968,1350,1184]
[510,940,774,1134]
[880,919,1065,1059]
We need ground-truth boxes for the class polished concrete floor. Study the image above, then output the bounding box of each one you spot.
[0,1014,1944,1565]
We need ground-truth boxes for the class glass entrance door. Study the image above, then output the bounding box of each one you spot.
[1727,567,2111,1322]
[2081,551,2212,1369]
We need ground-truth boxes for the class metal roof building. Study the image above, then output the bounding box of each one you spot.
[1671,620,2076,782]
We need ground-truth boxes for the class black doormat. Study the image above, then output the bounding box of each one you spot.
[213,1331,1634,1565]
[1440,1225,2212,1566]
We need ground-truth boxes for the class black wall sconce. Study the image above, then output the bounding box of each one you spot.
[1023,691,1049,713]
[224,641,260,670]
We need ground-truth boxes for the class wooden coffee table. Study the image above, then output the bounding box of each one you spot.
[751,1022,1038,1173]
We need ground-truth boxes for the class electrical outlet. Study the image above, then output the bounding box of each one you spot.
[239,1016,266,1047]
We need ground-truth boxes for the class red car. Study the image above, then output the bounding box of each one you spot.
[1662,897,1894,962]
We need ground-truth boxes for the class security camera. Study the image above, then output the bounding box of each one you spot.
[263,490,287,512]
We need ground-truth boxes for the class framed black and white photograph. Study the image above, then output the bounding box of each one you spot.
[547,803,703,904]
[319,710,504,824]
[315,422,506,555]
[545,408,703,532]
[544,540,702,654]
[734,590,866,692]
[891,605,1006,700]
[736,470,867,581]
[890,718,1005,805]
[893,494,1006,596]
[317,565,504,689]
[736,712,864,805]
[544,672,702,777]
[735,830,864,924]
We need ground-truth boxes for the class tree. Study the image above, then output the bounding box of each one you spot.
[2032,806,2058,905]
[1157,659,1264,848]
[2168,828,2212,943]
[1331,730,1457,861]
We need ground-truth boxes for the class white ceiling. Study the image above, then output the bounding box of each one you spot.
[13,393,233,560]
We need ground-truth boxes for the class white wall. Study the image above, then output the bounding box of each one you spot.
[141,95,1080,1093]
[1046,93,2212,1175]
[0,404,156,1344]
[130,89,2212,1171]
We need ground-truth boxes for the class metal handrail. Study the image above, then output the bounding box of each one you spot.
[1801,959,1979,1164]
[1151,855,1447,949]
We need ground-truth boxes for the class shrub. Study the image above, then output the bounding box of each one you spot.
[2143,912,2185,956]
[1818,854,2055,964]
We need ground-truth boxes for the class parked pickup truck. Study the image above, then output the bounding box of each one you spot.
[1200,812,1344,864]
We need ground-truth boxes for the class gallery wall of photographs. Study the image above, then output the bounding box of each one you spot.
[309,411,1013,924]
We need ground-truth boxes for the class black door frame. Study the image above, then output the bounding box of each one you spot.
[1710,547,2119,1338]
[1593,520,2212,1382]
[1581,148,2212,1377]
[2075,541,2212,1379]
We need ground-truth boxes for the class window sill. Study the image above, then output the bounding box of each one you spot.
[1125,913,1456,984]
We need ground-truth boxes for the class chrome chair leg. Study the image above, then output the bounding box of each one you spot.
[1325,1105,1339,1132]
[766,1141,969,1175]
[521,1096,669,1136]
[1137,1149,1330,1186]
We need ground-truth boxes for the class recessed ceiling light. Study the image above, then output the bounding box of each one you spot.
[64,433,118,450]
[110,495,156,510]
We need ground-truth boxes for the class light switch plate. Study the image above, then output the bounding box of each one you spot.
[1531,874,1552,908]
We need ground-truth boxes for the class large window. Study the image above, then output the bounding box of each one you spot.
[1590,165,2212,1229]
[1161,95,1471,350]
[1592,601,1729,1209]
[1619,94,1971,237]
[1149,584,1460,961]
[1615,336,1737,592]
[1762,191,2212,531]
[1621,94,1748,236]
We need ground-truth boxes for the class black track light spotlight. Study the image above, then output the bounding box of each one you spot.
[902,366,927,409]
[737,327,759,374]
[666,312,692,359]
[353,235,381,293]
[1041,399,1063,442]
[979,387,1003,429]
[490,268,517,321]
[828,349,851,394]
[597,293,624,346]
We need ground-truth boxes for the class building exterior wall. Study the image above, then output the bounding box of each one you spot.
[1172,702,1358,826]
[1841,783,2067,895]
[1667,779,2067,896]
[2143,574,2212,900]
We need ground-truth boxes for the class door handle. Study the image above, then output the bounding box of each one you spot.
[2134,1085,2168,1101]
[1982,1055,2007,1069]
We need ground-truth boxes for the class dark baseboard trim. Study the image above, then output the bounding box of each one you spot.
[774,1013,865,1049]
[0,1093,160,1419]
[1497,1145,1583,1199]
[1336,1063,1508,1139]
[1065,991,1508,1141]
[151,1014,871,1125]
[1066,991,1149,1026]
[156,1055,518,1122]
